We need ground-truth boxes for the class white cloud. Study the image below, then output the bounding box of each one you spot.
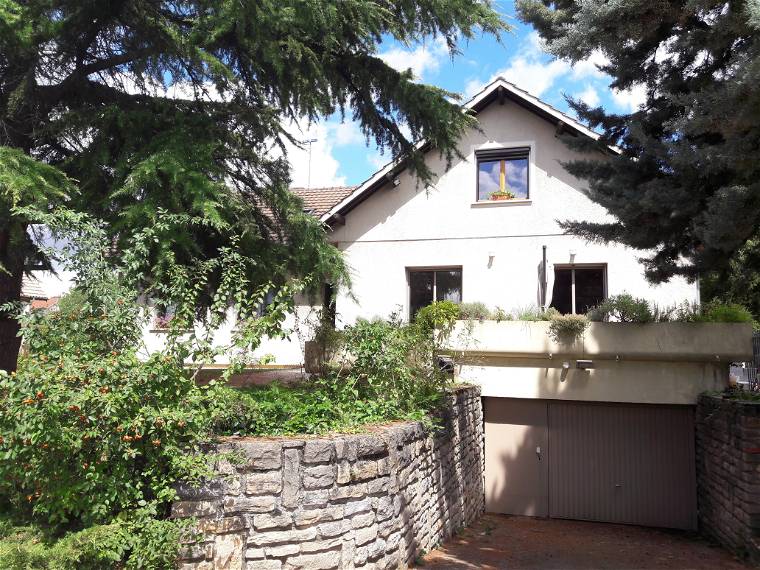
[283,120,347,188]
[330,121,364,147]
[577,85,600,107]
[464,32,612,103]
[378,36,449,80]
[571,49,610,80]
[464,32,571,98]
[611,84,647,112]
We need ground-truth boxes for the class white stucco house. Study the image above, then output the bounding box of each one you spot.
[142,78,698,365]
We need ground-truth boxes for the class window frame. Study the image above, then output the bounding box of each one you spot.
[475,146,531,202]
[406,266,463,321]
[552,263,608,314]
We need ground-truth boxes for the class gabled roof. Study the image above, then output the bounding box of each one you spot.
[290,186,356,218]
[21,275,47,301]
[320,77,616,225]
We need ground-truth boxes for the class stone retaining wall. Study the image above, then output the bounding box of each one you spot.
[174,385,484,569]
[696,394,760,563]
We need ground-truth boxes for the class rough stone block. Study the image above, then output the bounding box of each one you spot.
[286,550,342,570]
[293,506,343,527]
[329,483,367,501]
[223,495,276,514]
[303,464,336,489]
[213,532,244,570]
[247,527,318,547]
[351,511,376,529]
[281,448,301,509]
[172,500,220,519]
[237,441,282,471]
[351,460,378,482]
[253,512,293,530]
[264,543,300,558]
[303,440,336,464]
[354,525,378,546]
[245,470,282,495]
[356,435,387,458]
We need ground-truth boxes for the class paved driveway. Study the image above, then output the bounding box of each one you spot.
[419,515,751,570]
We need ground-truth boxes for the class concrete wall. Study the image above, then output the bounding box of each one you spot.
[696,395,760,563]
[450,322,753,405]
[173,386,484,569]
[331,102,698,324]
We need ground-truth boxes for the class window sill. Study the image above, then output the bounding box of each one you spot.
[471,199,532,207]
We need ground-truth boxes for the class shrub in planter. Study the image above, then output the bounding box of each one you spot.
[587,293,653,323]
[457,302,491,321]
[547,314,590,343]
[489,190,516,201]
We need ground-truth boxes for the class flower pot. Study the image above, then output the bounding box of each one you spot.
[490,194,512,201]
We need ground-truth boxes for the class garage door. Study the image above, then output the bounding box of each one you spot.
[483,398,697,530]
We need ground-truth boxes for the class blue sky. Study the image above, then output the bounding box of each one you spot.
[288,3,645,188]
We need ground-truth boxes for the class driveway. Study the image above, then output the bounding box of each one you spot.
[419,515,751,570]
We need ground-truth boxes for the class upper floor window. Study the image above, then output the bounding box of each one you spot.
[476,147,530,202]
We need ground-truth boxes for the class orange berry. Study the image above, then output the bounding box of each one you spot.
[152,439,161,447]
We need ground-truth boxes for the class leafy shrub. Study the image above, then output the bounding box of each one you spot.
[457,302,490,321]
[515,306,560,321]
[587,293,653,323]
[0,210,299,566]
[547,314,590,342]
[492,306,511,322]
[693,302,754,323]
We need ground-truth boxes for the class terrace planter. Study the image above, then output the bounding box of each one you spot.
[446,321,754,405]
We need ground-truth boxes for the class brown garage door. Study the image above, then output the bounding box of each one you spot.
[484,398,697,530]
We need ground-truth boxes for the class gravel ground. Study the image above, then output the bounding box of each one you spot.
[419,514,751,570]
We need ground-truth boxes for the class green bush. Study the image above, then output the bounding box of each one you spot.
[547,314,590,342]
[492,306,511,322]
[514,306,560,321]
[587,293,653,323]
[457,302,490,321]
[693,302,754,323]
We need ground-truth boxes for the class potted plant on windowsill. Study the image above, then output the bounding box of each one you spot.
[489,190,515,201]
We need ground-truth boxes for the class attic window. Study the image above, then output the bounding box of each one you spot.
[476,147,529,201]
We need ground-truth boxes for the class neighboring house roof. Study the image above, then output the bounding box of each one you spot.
[320,77,618,225]
[20,275,48,301]
[290,186,356,217]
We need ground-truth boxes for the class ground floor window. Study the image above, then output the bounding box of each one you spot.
[408,268,462,320]
[550,265,606,314]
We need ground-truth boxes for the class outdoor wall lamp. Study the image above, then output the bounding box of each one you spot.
[576,359,594,370]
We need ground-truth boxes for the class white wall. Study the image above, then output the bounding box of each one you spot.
[331,101,697,324]
[140,302,320,366]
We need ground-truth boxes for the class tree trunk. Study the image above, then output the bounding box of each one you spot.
[0,226,25,372]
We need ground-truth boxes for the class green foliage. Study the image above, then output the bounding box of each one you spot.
[0,512,192,569]
[517,0,760,288]
[588,294,654,323]
[0,212,299,566]
[0,0,508,369]
[457,302,491,321]
[588,294,753,324]
[701,236,760,321]
[547,314,590,343]
[492,306,511,322]
[514,306,560,321]
[699,303,754,324]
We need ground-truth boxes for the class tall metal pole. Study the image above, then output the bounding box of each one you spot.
[305,138,317,188]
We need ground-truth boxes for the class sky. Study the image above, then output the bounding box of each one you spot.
[287,2,645,189]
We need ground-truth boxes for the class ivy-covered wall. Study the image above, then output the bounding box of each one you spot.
[173,385,484,569]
